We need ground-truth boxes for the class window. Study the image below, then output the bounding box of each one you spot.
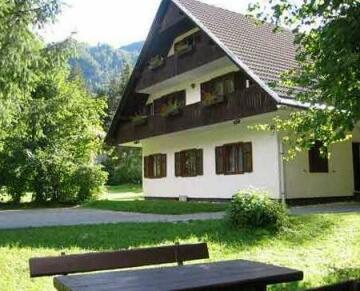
[144,154,167,178]
[201,73,235,100]
[175,149,203,177]
[309,142,329,173]
[216,142,252,175]
[174,32,200,55]
[154,91,186,115]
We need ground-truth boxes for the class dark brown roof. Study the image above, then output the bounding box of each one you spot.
[173,0,298,100]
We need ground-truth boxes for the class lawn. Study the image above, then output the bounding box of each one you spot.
[84,184,229,214]
[1,213,359,291]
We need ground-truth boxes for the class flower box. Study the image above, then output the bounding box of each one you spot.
[202,93,226,107]
[160,102,183,118]
[148,55,165,71]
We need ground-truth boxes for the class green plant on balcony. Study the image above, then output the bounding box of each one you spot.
[160,100,183,117]
[131,114,148,126]
[148,55,165,71]
[202,91,225,107]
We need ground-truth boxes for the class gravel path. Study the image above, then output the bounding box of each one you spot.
[1,202,359,230]
[0,208,225,230]
[290,202,360,215]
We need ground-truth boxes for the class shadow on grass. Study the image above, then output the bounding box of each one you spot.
[0,214,337,253]
[0,201,75,211]
[107,184,143,194]
[321,267,360,285]
[84,199,228,214]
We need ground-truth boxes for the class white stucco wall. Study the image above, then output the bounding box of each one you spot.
[283,140,355,199]
[142,115,282,200]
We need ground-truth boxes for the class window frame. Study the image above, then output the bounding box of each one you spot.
[144,154,167,179]
[175,149,203,178]
[216,142,253,175]
[201,73,236,101]
[308,142,329,173]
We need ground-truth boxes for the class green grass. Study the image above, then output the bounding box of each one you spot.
[84,184,229,214]
[1,213,360,290]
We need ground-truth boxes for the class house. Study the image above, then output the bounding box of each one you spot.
[106,0,360,202]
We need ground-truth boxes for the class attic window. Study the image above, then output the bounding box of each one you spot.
[174,33,200,55]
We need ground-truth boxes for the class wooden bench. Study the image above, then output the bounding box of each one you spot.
[29,242,209,278]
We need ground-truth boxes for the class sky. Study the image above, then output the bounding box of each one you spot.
[41,0,253,47]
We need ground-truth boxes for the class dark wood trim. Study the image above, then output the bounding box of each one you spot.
[115,84,277,144]
[216,142,253,175]
[285,195,357,206]
[136,30,225,91]
[175,148,203,177]
[144,153,167,179]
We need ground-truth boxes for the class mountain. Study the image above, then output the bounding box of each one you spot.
[120,41,144,55]
[70,41,144,92]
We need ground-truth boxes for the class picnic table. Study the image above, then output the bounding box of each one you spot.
[54,259,303,291]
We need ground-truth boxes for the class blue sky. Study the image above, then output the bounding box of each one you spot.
[41,0,253,47]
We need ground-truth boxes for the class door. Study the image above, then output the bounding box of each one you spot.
[353,143,360,192]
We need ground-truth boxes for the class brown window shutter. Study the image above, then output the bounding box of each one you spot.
[148,156,154,178]
[215,146,224,174]
[161,154,167,178]
[243,142,253,173]
[144,156,149,178]
[175,152,181,177]
[237,143,244,174]
[196,149,203,176]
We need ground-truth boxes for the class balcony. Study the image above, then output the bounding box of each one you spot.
[135,33,226,92]
[115,85,278,144]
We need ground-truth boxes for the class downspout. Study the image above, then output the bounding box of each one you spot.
[277,133,287,205]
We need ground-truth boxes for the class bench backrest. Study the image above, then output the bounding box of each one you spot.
[29,243,209,278]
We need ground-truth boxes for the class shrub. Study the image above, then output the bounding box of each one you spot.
[103,146,142,185]
[73,165,107,202]
[227,189,289,230]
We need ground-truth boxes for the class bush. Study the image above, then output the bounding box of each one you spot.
[73,165,107,202]
[227,189,289,230]
[103,146,142,185]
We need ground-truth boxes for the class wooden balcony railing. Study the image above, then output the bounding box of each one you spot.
[114,85,277,144]
[136,36,226,91]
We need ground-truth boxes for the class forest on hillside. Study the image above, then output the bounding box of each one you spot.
[70,41,143,91]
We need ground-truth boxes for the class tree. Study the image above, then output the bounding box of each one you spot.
[0,46,107,203]
[251,0,360,157]
[0,0,62,146]
[106,62,131,128]
[101,63,142,185]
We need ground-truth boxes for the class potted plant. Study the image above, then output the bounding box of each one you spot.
[160,100,183,117]
[148,55,165,71]
[131,114,148,126]
[202,91,226,107]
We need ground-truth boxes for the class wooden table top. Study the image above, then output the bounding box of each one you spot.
[54,259,303,291]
